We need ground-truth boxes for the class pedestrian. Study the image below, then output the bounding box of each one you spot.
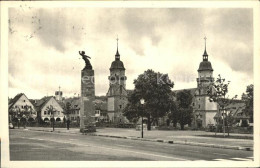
[67,119,70,130]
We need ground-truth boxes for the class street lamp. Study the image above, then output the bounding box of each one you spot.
[140,98,145,138]
[222,109,226,138]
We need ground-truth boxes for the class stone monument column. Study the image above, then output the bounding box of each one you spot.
[79,51,96,132]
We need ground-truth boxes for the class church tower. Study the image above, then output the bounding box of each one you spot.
[106,38,128,123]
[197,37,214,90]
[193,37,218,128]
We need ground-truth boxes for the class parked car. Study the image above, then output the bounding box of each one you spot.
[9,123,14,129]
[206,124,216,132]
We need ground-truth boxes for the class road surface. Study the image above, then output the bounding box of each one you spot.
[9,129,253,161]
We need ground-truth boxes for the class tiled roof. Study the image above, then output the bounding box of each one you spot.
[62,97,80,110]
[110,60,125,70]
[95,101,107,111]
[214,102,249,119]
[9,93,25,109]
[34,96,53,112]
[198,61,213,71]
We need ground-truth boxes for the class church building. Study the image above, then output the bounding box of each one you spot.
[106,39,128,123]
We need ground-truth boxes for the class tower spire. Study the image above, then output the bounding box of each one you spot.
[115,35,120,60]
[203,36,208,61]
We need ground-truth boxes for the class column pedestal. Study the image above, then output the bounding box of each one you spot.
[80,69,96,133]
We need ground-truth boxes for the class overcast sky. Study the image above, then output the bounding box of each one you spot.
[8,7,253,99]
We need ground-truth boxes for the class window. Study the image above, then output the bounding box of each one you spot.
[198,105,200,109]
[44,111,46,115]
[120,85,123,94]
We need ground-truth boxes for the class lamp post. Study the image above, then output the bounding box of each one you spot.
[52,110,55,131]
[222,109,226,138]
[16,107,21,129]
[12,107,18,128]
[140,98,145,138]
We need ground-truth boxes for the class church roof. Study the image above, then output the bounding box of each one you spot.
[110,60,125,70]
[110,37,125,70]
[198,37,213,72]
[198,61,213,72]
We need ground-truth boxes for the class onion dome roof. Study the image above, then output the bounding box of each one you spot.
[110,60,125,70]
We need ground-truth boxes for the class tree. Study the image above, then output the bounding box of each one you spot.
[63,102,73,130]
[174,90,193,130]
[242,84,253,123]
[20,105,32,128]
[167,101,178,127]
[46,105,56,131]
[207,74,237,136]
[123,69,174,130]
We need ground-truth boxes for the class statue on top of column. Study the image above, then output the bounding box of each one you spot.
[79,51,92,70]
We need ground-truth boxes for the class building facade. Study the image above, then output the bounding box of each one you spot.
[8,93,37,123]
[95,101,109,123]
[62,97,80,122]
[34,96,65,122]
[106,39,128,123]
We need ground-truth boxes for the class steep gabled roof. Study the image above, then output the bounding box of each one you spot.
[214,101,249,119]
[34,96,53,112]
[8,93,28,110]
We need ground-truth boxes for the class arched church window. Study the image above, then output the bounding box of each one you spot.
[120,85,123,94]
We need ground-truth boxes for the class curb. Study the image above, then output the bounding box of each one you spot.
[88,133,253,151]
[26,128,253,151]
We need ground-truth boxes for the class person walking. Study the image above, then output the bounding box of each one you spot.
[67,119,70,130]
